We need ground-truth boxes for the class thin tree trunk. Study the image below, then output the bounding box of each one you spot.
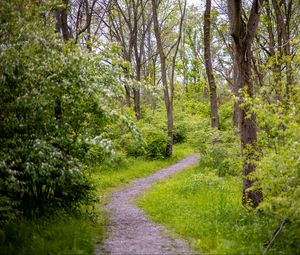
[125,86,131,107]
[233,49,239,135]
[152,0,173,157]
[55,0,72,119]
[134,57,141,120]
[265,0,283,101]
[271,0,293,103]
[204,0,218,129]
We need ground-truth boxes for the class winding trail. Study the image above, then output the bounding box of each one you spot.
[97,154,199,255]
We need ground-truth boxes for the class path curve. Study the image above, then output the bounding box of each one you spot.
[97,154,199,255]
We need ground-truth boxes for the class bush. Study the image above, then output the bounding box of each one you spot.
[141,124,168,159]
[146,135,169,159]
[254,143,300,254]
[123,134,146,157]
[173,124,187,144]
[122,114,169,159]
[195,128,241,177]
[0,2,123,220]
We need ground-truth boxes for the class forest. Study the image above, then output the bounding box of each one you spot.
[0,0,299,254]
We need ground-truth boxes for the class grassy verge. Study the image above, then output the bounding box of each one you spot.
[138,165,284,255]
[0,143,194,255]
[93,143,195,195]
[0,213,102,255]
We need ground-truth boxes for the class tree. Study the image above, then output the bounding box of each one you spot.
[204,0,218,129]
[151,0,186,156]
[100,0,152,119]
[179,5,204,96]
[227,0,265,208]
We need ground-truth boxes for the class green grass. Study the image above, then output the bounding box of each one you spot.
[0,213,102,255]
[0,143,195,255]
[138,165,283,255]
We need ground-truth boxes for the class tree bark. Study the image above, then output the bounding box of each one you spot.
[265,0,283,101]
[204,0,218,129]
[56,0,72,41]
[233,51,239,134]
[271,0,293,103]
[152,0,173,157]
[134,55,141,120]
[54,0,73,120]
[228,0,264,208]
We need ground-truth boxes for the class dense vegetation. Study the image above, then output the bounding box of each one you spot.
[0,0,299,254]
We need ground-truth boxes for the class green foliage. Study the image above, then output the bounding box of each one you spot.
[0,1,124,219]
[122,133,146,157]
[189,126,241,177]
[121,108,169,159]
[0,1,298,254]
[250,93,300,251]
[146,133,169,159]
[255,145,300,253]
[173,123,187,144]
[218,101,234,131]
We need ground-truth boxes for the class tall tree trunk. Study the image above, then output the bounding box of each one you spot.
[55,0,72,119]
[152,0,173,157]
[125,85,131,107]
[56,0,72,41]
[265,0,283,102]
[236,43,262,208]
[233,51,239,134]
[134,56,141,120]
[203,0,218,129]
[228,0,264,208]
[271,0,293,103]
[124,54,132,107]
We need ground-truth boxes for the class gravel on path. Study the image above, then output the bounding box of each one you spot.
[97,154,200,255]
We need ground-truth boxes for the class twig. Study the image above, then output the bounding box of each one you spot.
[263,218,288,255]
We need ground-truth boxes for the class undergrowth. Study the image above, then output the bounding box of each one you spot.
[0,212,103,255]
[138,165,297,254]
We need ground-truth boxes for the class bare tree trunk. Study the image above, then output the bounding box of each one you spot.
[55,0,73,119]
[152,0,173,157]
[124,54,132,107]
[228,0,264,208]
[125,86,131,107]
[265,0,283,101]
[204,0,218,129]
[233,50,239,134]
[56,0,72,41]
[134,56,141,120]
[271,0,293,103]
[152,0,186,156]
[120,101,125,148]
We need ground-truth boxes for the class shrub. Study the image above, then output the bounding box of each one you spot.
[142,124,168,159]
[254,143,300,253]
[0,2,124,220]
[123,134,146,157]
[173,124,187,144]
[146,135,169,159]
[195,129,241,177]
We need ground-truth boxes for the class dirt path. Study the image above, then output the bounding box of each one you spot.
[97,154,199,255]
